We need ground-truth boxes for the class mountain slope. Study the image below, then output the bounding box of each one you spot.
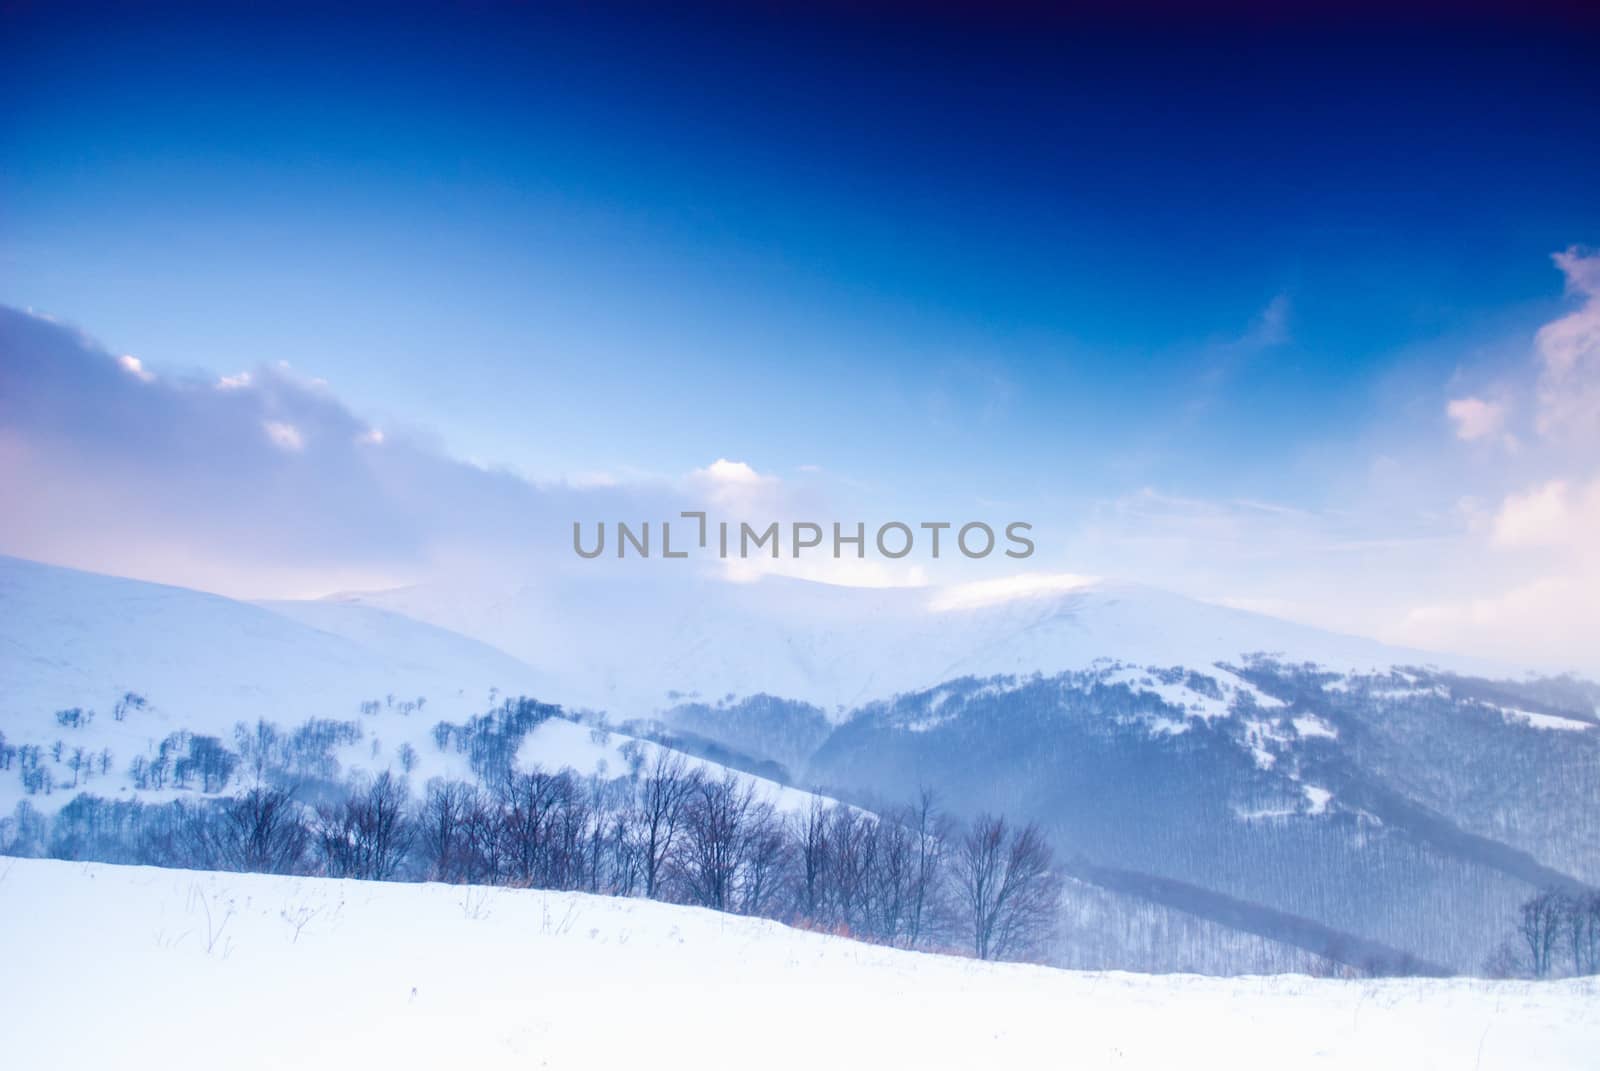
[0,554,543,736]
[0,556,829,818]
[324,566,1505,720]
[798,663,1599,971]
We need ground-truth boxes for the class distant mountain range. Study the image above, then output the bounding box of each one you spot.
[322,562,1512,718]
[2,553,1595,974]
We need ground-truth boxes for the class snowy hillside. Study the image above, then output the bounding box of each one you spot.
[324,565,1508,719]
[0,555,543,735]
[0,556,827,817]
[3,858,1595,1071]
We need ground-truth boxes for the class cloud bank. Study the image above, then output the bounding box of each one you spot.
[0,306,656,596]
[0,308,928,597]
[5,247,1600,678]
[1397,248,1600,668]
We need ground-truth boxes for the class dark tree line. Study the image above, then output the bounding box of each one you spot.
[4,752,1064,964]
[166,785,313,874]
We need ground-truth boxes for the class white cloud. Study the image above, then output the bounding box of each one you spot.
[1,305,693,599]
[262,421,305,452]
[117,354,154,383]
[1490,480,1574,548]
[1534,247,1600,442]
[1445,396,1508,443]
[1394,250,1600,672]
[3,308,924,600]
[1396,569,1600,672]
[688,457,786,512]
[695,458,770,486]
[1372,249,1600,671]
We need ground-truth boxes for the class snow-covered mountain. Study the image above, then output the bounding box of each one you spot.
[5,858,1596,1071]
[0,554,544,735]
[322,564,1504,720]
[0,555,828,817]
[3,553,1594,976]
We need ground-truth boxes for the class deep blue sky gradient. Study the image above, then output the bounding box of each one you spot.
[4,5,1599,517]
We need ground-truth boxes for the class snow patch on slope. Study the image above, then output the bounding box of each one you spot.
[1499,707,1595,732]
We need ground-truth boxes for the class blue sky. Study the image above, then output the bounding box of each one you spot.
[3,5,1600,667]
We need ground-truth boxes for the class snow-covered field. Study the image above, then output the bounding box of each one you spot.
[5,858,1594,1070]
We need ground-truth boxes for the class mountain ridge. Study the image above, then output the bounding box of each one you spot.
[315,565,1519,720]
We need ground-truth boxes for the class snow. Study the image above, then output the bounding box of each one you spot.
[1242,719,1289,770]
[1103,665,1233,721]
[1293,715,1339,739]
[1213,666,1289,710]
[514,718,839,814]
[1235,803,1299,821]
[3,857,1595,1071]
[0,555,835,817]
[1,552,1513,733]
[323,562,1506,720]
[1235,780,1332,820]
[1303,784,1333,814]
[0,555,542,741]
[1500,708,1595,732]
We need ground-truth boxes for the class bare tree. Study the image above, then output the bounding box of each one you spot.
[738,806,790,918]
[678,771,771,912]
[419,779,480,883]
[790,797,830,924]
[825,804,874,936]
[497,767,567,888]
[633,751,701,899]
[222,786,310,874]
[605,800,643,897]
[168,786,309,875]
[318,771,414,880]
[868,813,914,946]
[953,814,1061,961]
[551,776,592,892]
[580,776,624,894]
[1518,888,1565,978]
[1563,890,1600,976]
[906,787,949,949]
[234,719,284,787]
[465,785,504,883]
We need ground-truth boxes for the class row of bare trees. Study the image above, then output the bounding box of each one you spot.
[1482,886,1600,979]
[170,751,1063,962]
[1489,887,1600,978]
